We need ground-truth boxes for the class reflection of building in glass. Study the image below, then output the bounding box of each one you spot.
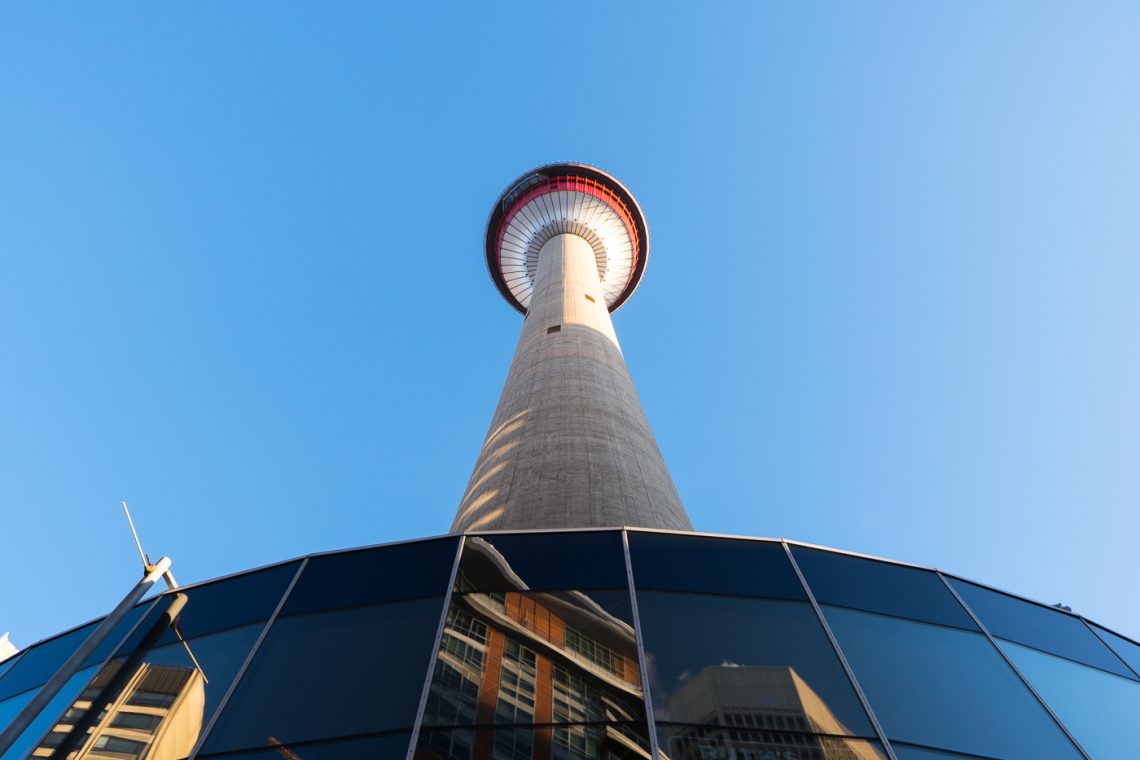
[418,538,649,760]
[32,663,203,760]
[664,666,882,760]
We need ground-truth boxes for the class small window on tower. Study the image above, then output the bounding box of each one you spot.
[584,294,596,303]
[547,325,561,334]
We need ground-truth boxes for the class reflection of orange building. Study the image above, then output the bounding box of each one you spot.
[663,667,882,760]
[32,664,204,760]
[417,539,650,760]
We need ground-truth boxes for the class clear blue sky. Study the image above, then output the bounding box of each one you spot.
[2,3,1137,648]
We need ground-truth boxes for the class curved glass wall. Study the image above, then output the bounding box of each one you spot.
[0,530,1134,759]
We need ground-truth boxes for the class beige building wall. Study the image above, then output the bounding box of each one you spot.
[452,233,691,532]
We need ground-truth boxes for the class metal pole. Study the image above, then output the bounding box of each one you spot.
[0,556,172,757]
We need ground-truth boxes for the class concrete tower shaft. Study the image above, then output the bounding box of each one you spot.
[452,164,693,533]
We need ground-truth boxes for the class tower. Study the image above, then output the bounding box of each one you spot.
[452,163,692,533]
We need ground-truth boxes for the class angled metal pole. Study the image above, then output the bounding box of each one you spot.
[0,556,172,756]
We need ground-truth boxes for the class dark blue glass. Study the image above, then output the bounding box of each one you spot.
[284,538,458,614]
[891,745,991,759]
[791,547,976,629]
[629,533,805,599]
[657,724,886,760]
[201,596,444,753]
[822,605,1080,759]
[0,665,98,760]
[1000,639,1140,760]
[0,652,21,683]
[415,723,650,760]
[1091,624,1140,678]
[0,623,99,701]
[948,578,1134,678]
[635,591,874,737]
[458,531,627,592]
[198,731,411,759]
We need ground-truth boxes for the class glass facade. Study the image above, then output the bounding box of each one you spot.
[0,530,1134,759]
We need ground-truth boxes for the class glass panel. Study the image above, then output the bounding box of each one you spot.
[415,723,650,760]
[78,603,153,669]
[0,690,38,744]
[791,548,976,630]
[201,596,444,753]
[0,665,97,760]
[196,731,411,759]
[1091,624,1140,678]
[628,533,805,599]
[890,745,991,759]
[0,652,22,683]
[948,578,1134,679]
[28,600,263,760]
[457,532,628,592]
[118,561,300,653]
[657,724,886,760]
[635,591,873,738]
[1000,639,1140,760]
[821,605,1080,759]
[283,538,458,614]
[422,591,646,734]
[0,624,99,702]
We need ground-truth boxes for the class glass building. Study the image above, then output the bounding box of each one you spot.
[2,165,1133,759]
[1,530,1139,759]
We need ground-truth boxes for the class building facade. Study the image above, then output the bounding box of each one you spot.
[1,164,1136,759]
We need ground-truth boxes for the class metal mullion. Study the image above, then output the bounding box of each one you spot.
[1080,617,1140,680]
[405,535,465,760]
[781,541,897,760]
[18,594,165,755]
[621,529,660,760]
[937,571,1091,760]
[188,557,309,760]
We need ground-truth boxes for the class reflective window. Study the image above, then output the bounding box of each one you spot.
[415,723,650,760]
[636,591,874,738]
[457,532,627,592]
[0,665,97,760]
[117,561,301,653]
[78,602,154,669]
[0,690,36,733]
[891,745,988,759]
[628,533,805,599]
[1000,639,1140,760]
[0,623,101,701]
[948,578,1134,679]
[821,605,1080,759]
[197,731,411,759]
[284,538,459,614]
[657,724,886,760]
[0,652,21,682]
[1091,624,1140,678]
[791,548,976,630]
[421,590,647,738]
[201,596,444,753]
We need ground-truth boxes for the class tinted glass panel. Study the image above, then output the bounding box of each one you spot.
[415,723,650,760]
[197,731,411,759]
[458,532,627,592]
[79,602,153,668]
[636,591,873,737]
[284,538,458,614]
[0,653,21,682]
[1092,625,1140,678]
[0,690,37,744]
[117,561,300,651]
[202,596,444,753]
[422,590,645,733]
[792,548,976,629]
[1000,639,1140,760]
[629,533,804,599]
[657,724,886,760]
[821,605,1080,759]
[891,745,989,759]
[32,611,262,760]
[0,623,98,701]
[0,665,96,760]
[948,578,1134,678]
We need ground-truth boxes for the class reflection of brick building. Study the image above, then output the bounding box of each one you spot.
[663,667,881,760]
[418,539,650,760]
[33,664,204,760]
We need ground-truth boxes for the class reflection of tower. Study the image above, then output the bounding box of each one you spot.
[665,667,881,760]
[32,664,204,760]
[452,164,692,534]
